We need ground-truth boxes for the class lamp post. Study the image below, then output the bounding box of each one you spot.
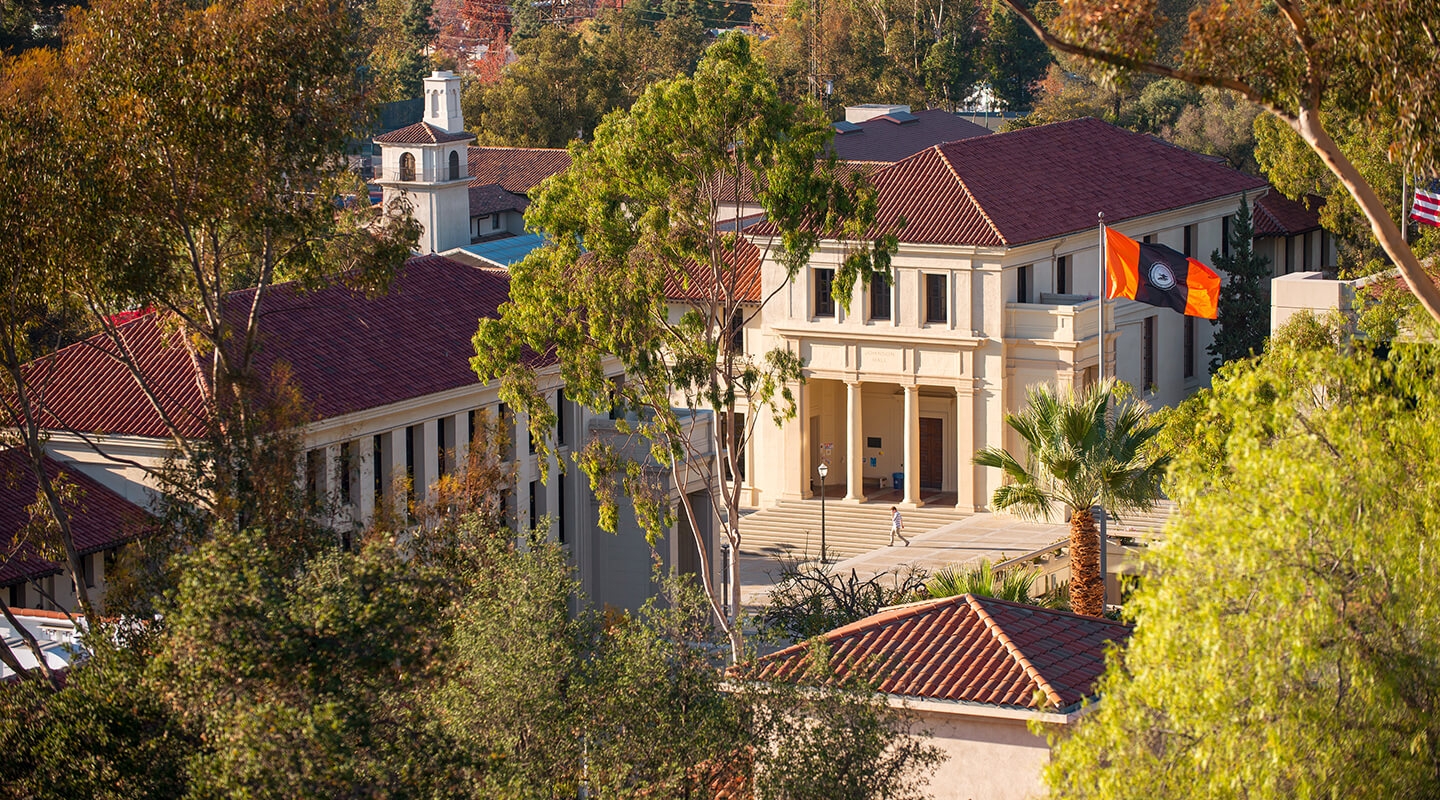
[817,461,829,563]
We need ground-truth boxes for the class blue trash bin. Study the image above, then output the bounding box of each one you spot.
[892,472,904,493]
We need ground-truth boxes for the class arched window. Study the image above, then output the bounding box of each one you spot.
[399,152,416,182]
[448,150,461,181]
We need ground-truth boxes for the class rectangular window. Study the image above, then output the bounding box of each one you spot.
[373,434,384,500]
[1143,316,1156,391]
[556,390,567,447]
[814,269,836,317]
[558,474,567,543]
[1056,256,1069,295]
[721,412,747,483]
[729,309,745,349]
[1286,236,1295,273]
[528,481,539,531]
[1017,265,1031,303]
[1184,317,1195,380]
[1143,234,1154,244]
[1303,231,1313,269]
[405,425,416,504]
[608,378,623,421]
[438,418,451,477]
[491,214,502,230]
[339,441,352,506]
[925,274,947,323]
[869,274,891,320]
[82,553,94,588]
[307,449,323,506]
[1183,224,1196,257]
[1221,215,1232,258]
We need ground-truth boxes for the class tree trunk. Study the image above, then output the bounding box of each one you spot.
[1069,507,1104,616]
[1290,106,1440,327]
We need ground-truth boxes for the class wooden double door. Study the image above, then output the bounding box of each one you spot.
[920,417,944,489]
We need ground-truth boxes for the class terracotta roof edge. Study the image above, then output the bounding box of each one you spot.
[965,594,1064,708]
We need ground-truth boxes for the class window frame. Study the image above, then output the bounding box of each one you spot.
[813,268,836,318]
[924,273,947,324]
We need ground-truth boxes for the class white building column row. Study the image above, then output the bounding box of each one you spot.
[902,384,921,508]
[844,380,865,502]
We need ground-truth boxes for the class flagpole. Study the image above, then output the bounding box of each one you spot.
[1096,210,1108,609]
[1097,212,1105,388]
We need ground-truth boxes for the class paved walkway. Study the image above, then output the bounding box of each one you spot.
[739,512,1070,609]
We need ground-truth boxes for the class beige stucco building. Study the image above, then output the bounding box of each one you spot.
[736,118,1269,514]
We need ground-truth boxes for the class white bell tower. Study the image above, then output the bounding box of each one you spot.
[423,70,465,135]
[373,70,475,255]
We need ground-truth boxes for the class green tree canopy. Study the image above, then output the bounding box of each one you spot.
[1206,194,1270,371]
[973,380,1169,616]
[1046,330,1440,799]
[472,32,893,657]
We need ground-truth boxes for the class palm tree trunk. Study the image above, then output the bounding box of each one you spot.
[1069,508,1104,616]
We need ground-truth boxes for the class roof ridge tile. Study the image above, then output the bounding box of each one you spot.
[966,594,1062,708]
[934,145,1008,247]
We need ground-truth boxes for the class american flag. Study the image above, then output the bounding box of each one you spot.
[1413,180,1440,228]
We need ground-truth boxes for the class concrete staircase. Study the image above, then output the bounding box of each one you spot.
[737,500,970,561]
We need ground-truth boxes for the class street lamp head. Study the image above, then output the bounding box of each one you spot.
[817,462,829,479]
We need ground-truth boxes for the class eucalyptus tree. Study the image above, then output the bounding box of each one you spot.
[994,0,1440,328]
[973,380,1169,617]
[472,33,893,658]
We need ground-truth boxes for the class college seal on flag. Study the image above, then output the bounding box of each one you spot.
[1148,261,1177,290]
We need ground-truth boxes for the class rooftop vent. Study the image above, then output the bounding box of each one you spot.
[845,104,911,123]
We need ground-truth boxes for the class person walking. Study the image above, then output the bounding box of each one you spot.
[889,506,909,546]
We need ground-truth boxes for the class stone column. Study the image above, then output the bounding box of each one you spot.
[419,418,440,503]
[956,385,977,512]
[903,384,921,507]
[358,438,375,525]
[452,411,470,475]
[782,379,809,500]
[388,428,408,518]
[844,381,866,502]
[322,443,340,521]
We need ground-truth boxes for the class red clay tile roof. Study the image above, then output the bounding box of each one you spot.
[1253,191,1323,237]
[664,238,763,303]
[230,255,530,421]
[469,182,530,217]
[374,121,476,145]
[829,109,992,163]
[19,313,211,439]
[757,117,1269,247]
[467,146,572,194]
[25,255,535,438]
[1,449,151,586]
[744,594,1129,711]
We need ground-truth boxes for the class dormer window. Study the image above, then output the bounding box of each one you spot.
[399,152,416,182]
[449,150,461,181]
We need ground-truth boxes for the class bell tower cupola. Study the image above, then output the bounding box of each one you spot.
[423,70,464,135]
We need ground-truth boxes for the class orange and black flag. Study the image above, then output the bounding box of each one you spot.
[1105,228,1220,319]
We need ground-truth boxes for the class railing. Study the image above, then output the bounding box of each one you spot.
[1004,297,1100,342]
[372,163,466,183]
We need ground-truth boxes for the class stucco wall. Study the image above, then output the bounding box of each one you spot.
[914,708,1053,800]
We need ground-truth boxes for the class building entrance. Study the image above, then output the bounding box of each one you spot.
[920,417,944,489]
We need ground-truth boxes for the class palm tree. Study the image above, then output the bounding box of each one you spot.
[973,380,1169,616]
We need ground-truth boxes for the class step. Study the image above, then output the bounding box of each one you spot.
[737,500,969,561]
